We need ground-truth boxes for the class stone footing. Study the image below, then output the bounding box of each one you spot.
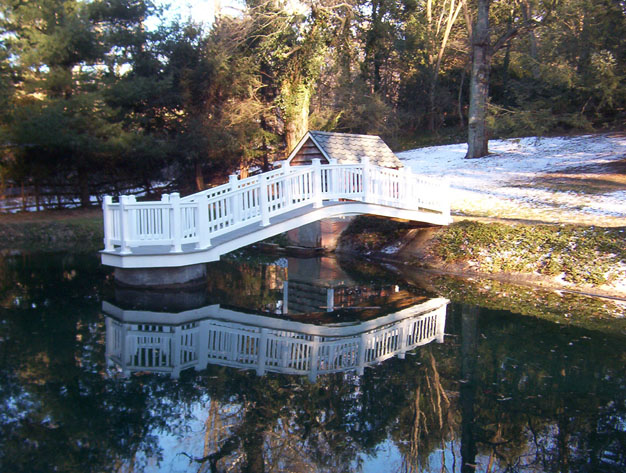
[114,263,207,288]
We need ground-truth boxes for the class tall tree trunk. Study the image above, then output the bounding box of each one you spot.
[502,42,511,104]
[364,0,383,94]
[465,0,491,159]
[458,65,466,128]
[34,180,41,211]
[195,161,205,191]
[428,72,438,132]
[78,167,90,208]
[21,181,26,211]
[522,1,540,80]
[283,80,311,154]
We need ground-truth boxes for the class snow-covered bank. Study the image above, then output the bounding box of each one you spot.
[398,134,626,225]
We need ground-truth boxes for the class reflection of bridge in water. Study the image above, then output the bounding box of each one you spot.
[104,297,448,381]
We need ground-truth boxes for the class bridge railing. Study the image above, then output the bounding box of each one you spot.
[102,158,449,254]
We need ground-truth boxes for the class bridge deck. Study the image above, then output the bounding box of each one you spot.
[101,200,449,268]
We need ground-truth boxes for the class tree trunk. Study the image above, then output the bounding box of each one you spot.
[465,0,491,159]
[428,72,438,132]
[21,181,26,211]
[195,161,205,191]
[458,66,466,128]
[78,167,90,208]
[283,80,311,154]
[522,1,540,80]
[34,180,41,211]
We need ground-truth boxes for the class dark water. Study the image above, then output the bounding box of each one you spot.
[0,251,625,472]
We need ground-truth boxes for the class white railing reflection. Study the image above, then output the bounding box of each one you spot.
[105,298,448,381]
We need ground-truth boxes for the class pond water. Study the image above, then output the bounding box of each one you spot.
[0,251,625,472]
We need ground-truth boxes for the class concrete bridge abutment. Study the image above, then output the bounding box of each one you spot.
[114,263,207,288]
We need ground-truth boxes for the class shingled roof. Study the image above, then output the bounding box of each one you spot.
[286,131,403,169]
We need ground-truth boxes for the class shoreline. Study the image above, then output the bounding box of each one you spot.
[335,216,626,301]
[1,210,625,303]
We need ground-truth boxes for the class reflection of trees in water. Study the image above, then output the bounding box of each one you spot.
[455,307,626,473]
[1,252,625,472]
[205,259,287,313]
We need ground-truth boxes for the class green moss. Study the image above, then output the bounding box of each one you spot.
[435,221,626,286]
[426,274,626,334]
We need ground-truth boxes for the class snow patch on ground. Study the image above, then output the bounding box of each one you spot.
[398,134,626,225]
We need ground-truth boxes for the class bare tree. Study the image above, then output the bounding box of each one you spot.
[465,0,546,159]
[426,0,465,132]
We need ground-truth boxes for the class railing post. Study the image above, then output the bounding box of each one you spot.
[197,193,210,249]
[362,156,371,203]
[404,166,414,209]
[436,306,446,343]
[229,174,240,225]
[282,161,292,209]
[121,323,131,377]
[257,328,268,376]
[357,333,367,376]
[308,336,319,382]
[442,179,452,222]
[119,195,132,255]
[330,160,339,201]
[170,192,182,253]
[397,320,407,359]
[195,320,209,371]
[102,196,114,251]
[259,175,270,226]
[312,158,323,209]
[171,326,181,379]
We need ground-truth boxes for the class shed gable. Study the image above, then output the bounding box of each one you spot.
[289,137,330,166]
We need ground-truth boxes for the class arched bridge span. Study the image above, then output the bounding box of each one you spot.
[101,159,450,269]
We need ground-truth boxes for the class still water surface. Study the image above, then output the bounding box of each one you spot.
[0,251,624,472]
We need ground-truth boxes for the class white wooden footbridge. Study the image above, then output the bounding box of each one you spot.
[104,297,448,381]
[101,158,451,268]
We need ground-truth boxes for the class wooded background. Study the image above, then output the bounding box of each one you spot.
[0,0,624,209]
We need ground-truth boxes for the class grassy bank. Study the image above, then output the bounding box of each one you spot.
[400,268,626,334]
[0,209,103,251]
[338,216,626,297]
[434,220,626,286]
[3,210,626,299]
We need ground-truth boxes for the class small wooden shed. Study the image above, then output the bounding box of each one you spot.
[284,131,403,169]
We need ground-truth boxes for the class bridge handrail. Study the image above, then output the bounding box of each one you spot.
[102,159,450,254]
